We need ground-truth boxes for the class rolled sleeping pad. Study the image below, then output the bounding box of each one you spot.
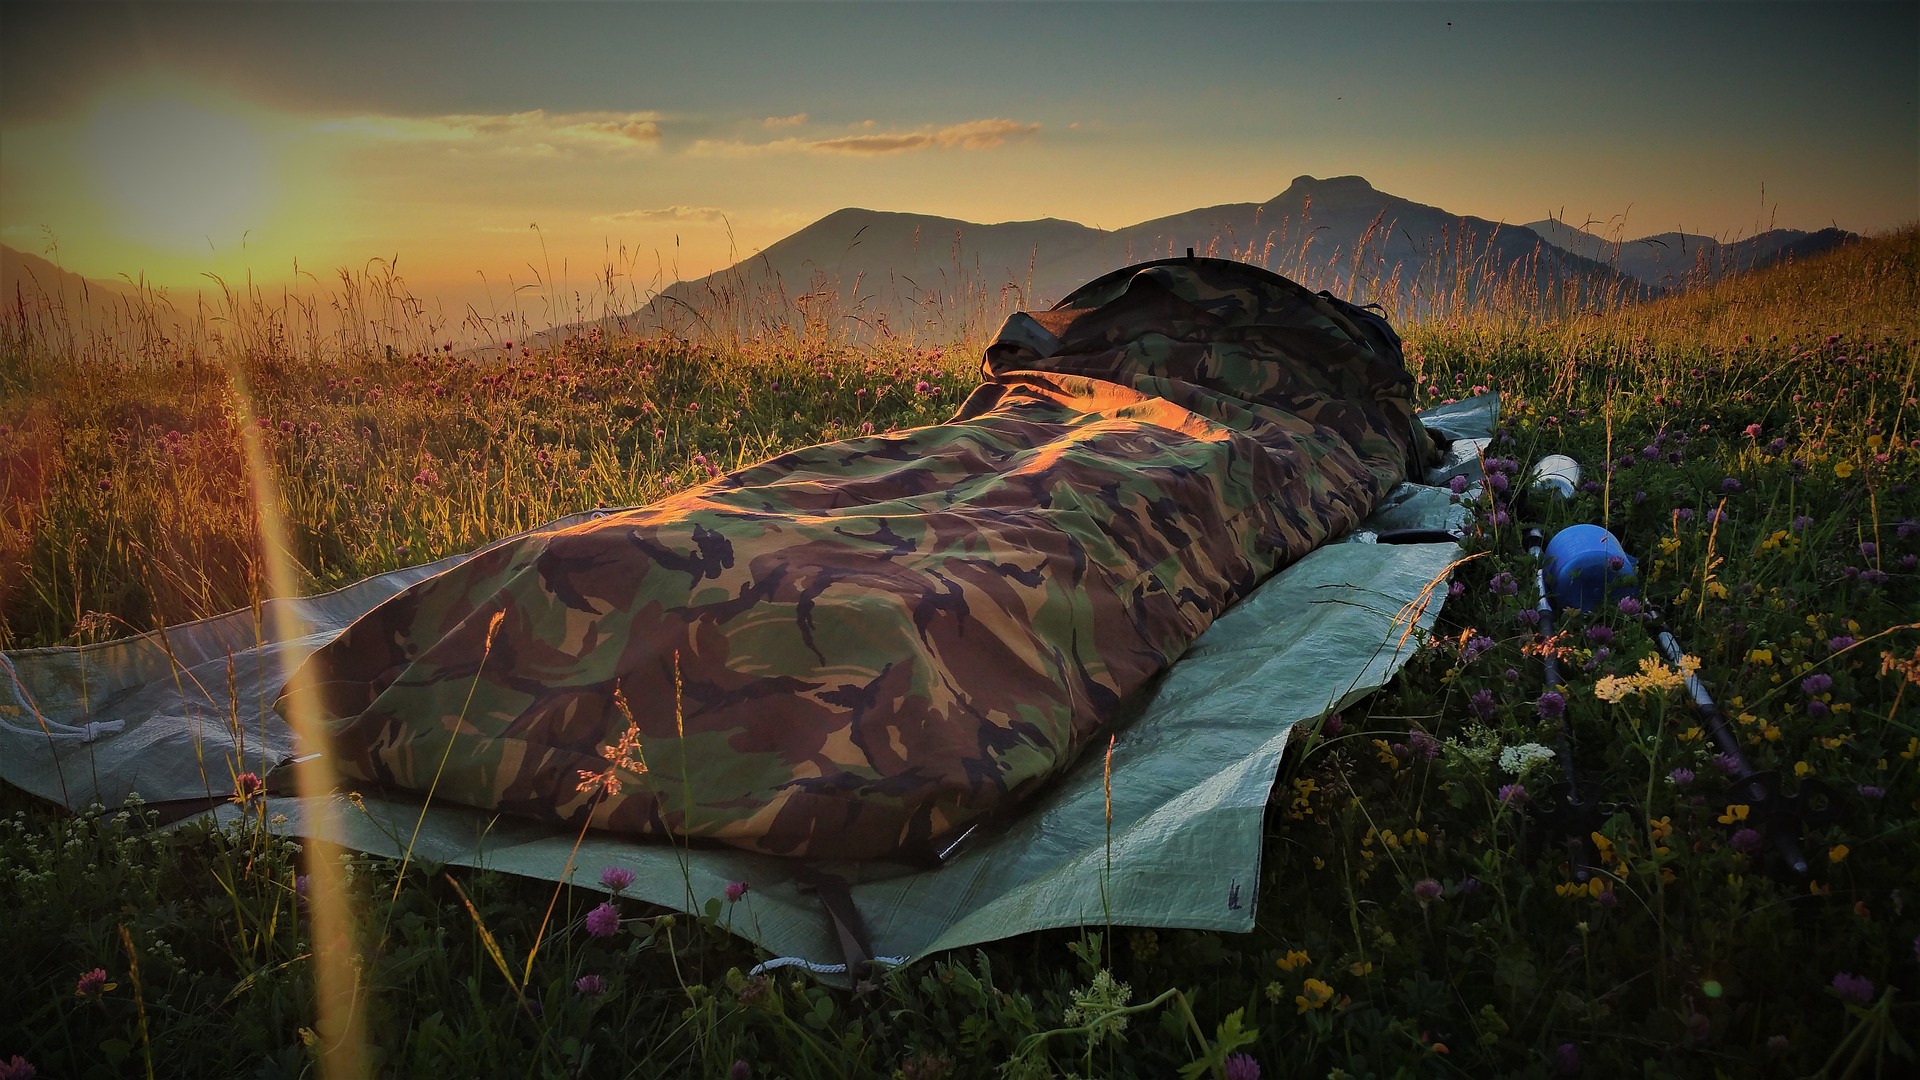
[1544,524,1639,612]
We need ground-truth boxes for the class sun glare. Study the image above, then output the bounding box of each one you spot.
[82,81,279,253]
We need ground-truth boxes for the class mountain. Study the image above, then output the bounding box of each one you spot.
[633,175,1650,342]
[1521,219,1859,289]
[2,245,147,317]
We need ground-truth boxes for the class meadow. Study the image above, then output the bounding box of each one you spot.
[1,226,1916,1079]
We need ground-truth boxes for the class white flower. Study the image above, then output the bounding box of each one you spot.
[1498,742,1557,776]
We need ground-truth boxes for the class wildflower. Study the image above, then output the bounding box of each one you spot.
[1791,514,1813,531]
[1461,635,1495,663]
[1801,673,1833,695]
[1275,949,1311,971]
[1295,977,1335,1013]
[584,902,620,938]
[1721,478,1741,493]
[575,974,607,996]
[1769,437,1788,452]
[1449,474,1469,494]
[1617,597,1644,617]
[1063,969,1133,1043]
[1668,767,1695,787]
[598,866,636,893]
[1224,1053,1262,1080]
[75,967,112,997]
[1498,783,1528,807]
[1729,828,1763,855]
[1536,690,1566,720]
[1829,844,1849,864]
[1554,1041,1580,1075]
[1498,743,1555,775]
[1489,572,1519,597]
[1322,712,1344,736]
[1743,423,1763,438]
[730,1062,752,1080]
[914,380,932,394]
[1710,752,1742,775]
[1407,729,1441,761]
[1857,784,1885,799]
[0,1056,34,1080]
[1447,581,1466,599]
[1515,608,1540,629]
[1586,626,1614,646]
[1413,878,1443,904]
[724,881,749,902]
[1831,972,1875,1005]
[1717,804,1751,825]
[1834,461,1855,479]
[217,765,266,803]
[1466,690,1495,721]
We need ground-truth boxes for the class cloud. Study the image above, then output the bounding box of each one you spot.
[318,109,663,153]
[763,113,808,128]
[594,205,730,224]
[811,132,936,154]
[689,118,1039,158]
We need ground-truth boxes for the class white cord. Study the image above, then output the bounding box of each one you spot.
[749,955,908,976]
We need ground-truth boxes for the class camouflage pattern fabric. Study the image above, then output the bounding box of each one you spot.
[285,259,1439,861]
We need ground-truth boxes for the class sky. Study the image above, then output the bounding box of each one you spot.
[2,1,1915,325]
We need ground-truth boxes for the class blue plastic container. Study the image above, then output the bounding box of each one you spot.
[1544,524,1639,612]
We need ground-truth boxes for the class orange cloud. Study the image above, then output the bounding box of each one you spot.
[691,118,1039,158]
[763,113,809,127]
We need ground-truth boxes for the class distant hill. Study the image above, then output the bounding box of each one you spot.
[1521,219,1859,289]
[2,245,146,316]
[631,175,1651,342]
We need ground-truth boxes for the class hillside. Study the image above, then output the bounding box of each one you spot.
[636,175,1650,342]
[1522,218,1859,289]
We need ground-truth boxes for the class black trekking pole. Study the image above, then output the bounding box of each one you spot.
[1647,622,1843,874]
[1518,455,1629,883]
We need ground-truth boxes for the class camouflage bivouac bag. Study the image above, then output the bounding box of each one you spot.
[286,258,1440,861]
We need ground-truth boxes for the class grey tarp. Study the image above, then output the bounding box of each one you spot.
[1,395,1495,974]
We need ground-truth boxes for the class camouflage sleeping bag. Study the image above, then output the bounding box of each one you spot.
[287,258,1439,861]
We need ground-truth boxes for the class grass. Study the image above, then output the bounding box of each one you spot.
[2,224,1917,1078]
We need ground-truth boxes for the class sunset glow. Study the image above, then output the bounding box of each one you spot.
[2,2,1915,325]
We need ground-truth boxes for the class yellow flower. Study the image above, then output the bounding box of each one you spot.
[1793,761,1814,778]
[1706,580,1729,600]
[1649,816,1673,842]
[1717,804,1751,825]
[1748,648,1774,665]
[1276,949,1311,972]
[1828,844,1850,864]
[1659,536,1681,556]
[1834,461,1855,478]
[1866,434,1884,450]
[1594,675,1634,703]
[1349,961,1374,976]
[1677,726,1704,743]
[1296,978,1335,1013]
